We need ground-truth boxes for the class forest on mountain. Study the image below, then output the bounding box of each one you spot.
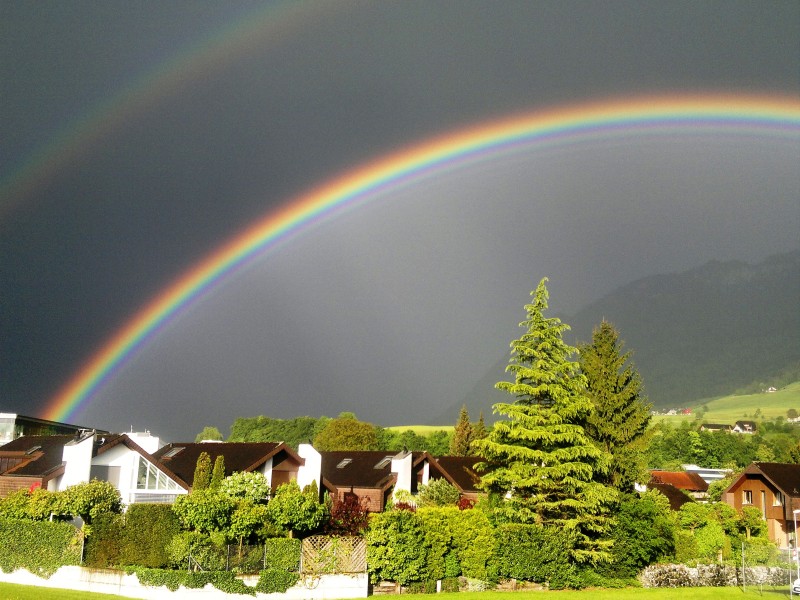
[452,250,799,418]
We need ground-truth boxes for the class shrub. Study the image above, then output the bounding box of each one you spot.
[366,509,427,584]
[84,513,123,568]
[0,517,82,577]
[325,494,369,535]
[119,503,181,568]
[494,523,574,584]
[263,537,301,571]
[450,507,496,581]
[417,478,460,507]
[63,479,122,524]
[256,568,300,593]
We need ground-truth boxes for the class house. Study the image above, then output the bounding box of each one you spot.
[723,462,800,548]
[0,413,107,446]
[0,431,189,504]
[699,423,732,433]
[150,441,312,494]
[732,420,757,434]
[433,456,483,502]
[648,470,709,500]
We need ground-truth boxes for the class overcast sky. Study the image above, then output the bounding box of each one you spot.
[1,1,798,441]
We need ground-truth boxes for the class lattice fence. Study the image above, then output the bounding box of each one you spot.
[301,536,366,574]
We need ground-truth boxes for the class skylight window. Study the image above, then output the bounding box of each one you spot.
[25,445,41,455]
[374,456,393,469]
[162,447,184,458]
[336,458,352,469]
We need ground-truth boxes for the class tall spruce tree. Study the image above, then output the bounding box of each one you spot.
[450,405,474,456]
[473,278,617,563]
[579,321,652,493]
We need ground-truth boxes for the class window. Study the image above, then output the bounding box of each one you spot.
[374,456,394,469]
[743,490,753,504]
[162,446,184,458]
[336,458,352,469]
[774,491,784,506]
[136,456,180,491]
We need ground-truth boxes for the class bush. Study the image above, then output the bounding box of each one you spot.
[0,518,82,577]
[263,537,301,571]
[417,479,460,507]
[84,513,123,568]
[494,523,575,584]
[119,503,181,568]
[256,568,300,593]
[129,567,255,595]
[366,509,427,585]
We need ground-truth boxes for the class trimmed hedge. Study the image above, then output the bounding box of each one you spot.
[0,518,82,577]
[493,523,575,584]
[119,503,181,568]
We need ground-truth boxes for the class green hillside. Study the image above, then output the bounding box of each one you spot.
[653,381,800,425]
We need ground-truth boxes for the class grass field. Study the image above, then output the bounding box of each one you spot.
[0,582,792,600]
[653,381,800,426]
[385,425,453,435]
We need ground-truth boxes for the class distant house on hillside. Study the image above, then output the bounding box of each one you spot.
[732,420,757,434]
[723,462,800,549]
[699,423,732,433]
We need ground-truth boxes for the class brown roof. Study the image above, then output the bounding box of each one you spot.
[649,470,708,492]
[151,441,301,487]
[648,483,695,510]
[745,462,800,497]
[319,451,399,490]
[434,456,482,494]
[0,434,74,477]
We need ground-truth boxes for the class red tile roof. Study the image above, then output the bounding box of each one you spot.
[649,470,708,492]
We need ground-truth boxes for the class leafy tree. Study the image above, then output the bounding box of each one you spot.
[325,494,370,535]
[228,415,328,449]
[314,414,379,451]
[417,478,461,507]
[219,471,271,504]
[64,479,122,525]
[450,405,474,456]
[473,279,617,563]
[788,408,798,420]
[192,451,212,492]
[210,455,225,490]
[172,489,233,534]
[195,426,223,442]
[579,321,651,492]
[265,481,328,537]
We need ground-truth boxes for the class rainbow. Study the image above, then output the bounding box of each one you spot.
[42,94,800,423]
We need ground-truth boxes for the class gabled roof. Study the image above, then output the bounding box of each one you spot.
[733,420,757,431]
[95,434,190,490]
[151,442,302,487]
[319,451,400,490]
[649,470,708,492]
[742,462,800,497]
[434,456,482,494]
[700,423,732,431]
[0,434,74,478]
[648,482,695,510]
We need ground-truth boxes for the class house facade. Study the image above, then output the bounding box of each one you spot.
[723,462,800,548]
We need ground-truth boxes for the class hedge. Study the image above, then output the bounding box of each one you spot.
[0,518,82,577]
[263,537,301,571]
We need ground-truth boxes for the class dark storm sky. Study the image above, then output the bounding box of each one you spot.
[1,1,798,441]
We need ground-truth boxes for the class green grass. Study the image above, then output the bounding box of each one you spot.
[652,381,800,426]
[385,425,453,435]
[0,582,129,600]
[0,582,792,600]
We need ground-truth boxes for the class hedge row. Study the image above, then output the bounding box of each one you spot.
[0,518,82,577]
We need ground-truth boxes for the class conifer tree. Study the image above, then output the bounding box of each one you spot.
[449,405,474,456]
[579,321,651,493]
[210,455,226,490]
[192,451,212,492]
[472,411,488,442]
[473,278,617,563]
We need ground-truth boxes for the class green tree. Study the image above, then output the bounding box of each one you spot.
[579,321,651,493]
[314,414,379,451]
[172,489,234,534]
[220,471,271,504]
[265,481,328,537]
[472,412,488,442]
[473,278,617,563]
[210,455,226,490]
[195,426,223,442]
[64,480,122,525]
[450,405,474,456]
[192,451,212,492]
[417,478,461,507]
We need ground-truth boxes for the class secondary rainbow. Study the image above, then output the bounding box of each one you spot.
[43,94,800,423]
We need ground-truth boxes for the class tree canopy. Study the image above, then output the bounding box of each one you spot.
[474,278,617,563]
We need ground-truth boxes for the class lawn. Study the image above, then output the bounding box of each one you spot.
[0,582,792,600]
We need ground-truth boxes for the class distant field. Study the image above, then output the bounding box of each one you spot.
[653,381,800,426]
[385,425,453,435]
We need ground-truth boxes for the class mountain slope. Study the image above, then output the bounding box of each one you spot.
[442,250,799,421]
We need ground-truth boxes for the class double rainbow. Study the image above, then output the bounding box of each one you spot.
[42,94,800,423]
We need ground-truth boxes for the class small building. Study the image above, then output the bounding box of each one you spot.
[723,462,800,548]
[0,413,107,446]
[649,470,709,500]
[732,420,757,434]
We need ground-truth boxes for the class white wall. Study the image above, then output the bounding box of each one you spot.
[58,433,94,490]
[391,452,412,493]
[297,444,321,491]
